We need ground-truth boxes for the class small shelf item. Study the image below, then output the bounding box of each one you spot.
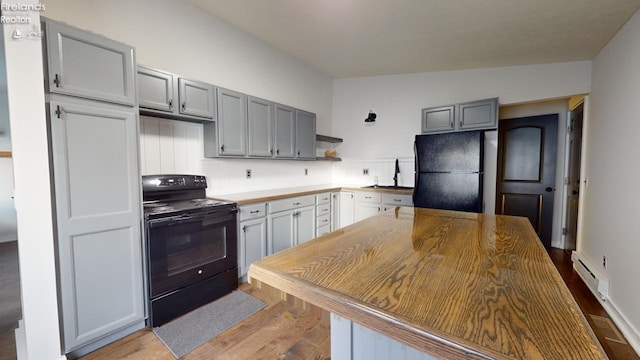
[315,134,343,161]
[0,151,12,158]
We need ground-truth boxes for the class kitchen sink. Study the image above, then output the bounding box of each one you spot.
[362,185,414,190]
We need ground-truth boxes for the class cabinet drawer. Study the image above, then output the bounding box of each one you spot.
[316,214,331,228]
[316,192,331,205]
[269,194,315,213]
[355,191,381,203]
[239,203,267,221]
[316,203,331,217]
[316,224,331,237]
[382,194,413,207]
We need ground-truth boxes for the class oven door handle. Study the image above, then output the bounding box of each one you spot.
[147,208,238,228]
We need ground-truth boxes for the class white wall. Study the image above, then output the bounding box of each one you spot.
[2,3,64,358]
[582,8,640,352]
[499,99,570,248]
[42,0,333,135]
[331,62,591,159]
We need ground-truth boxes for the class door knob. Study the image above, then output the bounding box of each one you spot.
[545,187,553,192]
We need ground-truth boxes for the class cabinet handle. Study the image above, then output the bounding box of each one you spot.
[54,105,62,119]
[53,74,61,87]
[293,202,301,205]
[250,210,260,214]
[242,225,246,232]
[351,194,354,199]
[394,199,402,202]
[459,119,463,128]
[322,219,328,223]
[297,150,301,156]
[365,196,372,199]
[270,148,274,155]
[276,149,280,155]
[378,206,381,212]
[292,211,298,218]
[220,145,225,153]
[168,99,173,110]
[449,119,453,128]
[182,102,186,111]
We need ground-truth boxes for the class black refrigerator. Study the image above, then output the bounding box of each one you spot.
[413,130,484,213]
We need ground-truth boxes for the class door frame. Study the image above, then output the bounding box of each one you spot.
[496,99,571,249]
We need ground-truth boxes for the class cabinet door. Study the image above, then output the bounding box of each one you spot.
[178,78,215,119]
[355,202,381,222]
[247,96,273,157]
[330,192,341,231]
[421,105,455,134]
[339,192,355,228]
[49,99,143,352]
[217,88,247,156]
[268,210,295,254]
[239,217,267,278]
[45,20,136,106]
[295,110,316,159]
[295,206,316,245]
[273,104,296,158]
[459,98,498,130]
[137,66,175,112]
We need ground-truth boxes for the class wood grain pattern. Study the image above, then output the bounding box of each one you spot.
[249,207,608,360]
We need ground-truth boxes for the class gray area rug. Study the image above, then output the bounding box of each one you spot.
[153,290,266,358]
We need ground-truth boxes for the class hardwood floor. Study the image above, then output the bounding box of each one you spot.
[1,242,638,359]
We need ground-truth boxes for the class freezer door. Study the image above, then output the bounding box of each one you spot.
[415,131,483,172]
[413,173,483,212]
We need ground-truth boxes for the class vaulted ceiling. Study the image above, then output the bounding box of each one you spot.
[189,0,640,78]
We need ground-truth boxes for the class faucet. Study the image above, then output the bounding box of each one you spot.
[393,158,400,187]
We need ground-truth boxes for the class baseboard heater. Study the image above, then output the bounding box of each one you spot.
[571,251,610,301]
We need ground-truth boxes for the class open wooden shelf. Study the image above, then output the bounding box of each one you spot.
[316,134,343,143]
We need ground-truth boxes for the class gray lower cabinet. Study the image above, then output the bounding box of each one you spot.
[338,191,355,228]
[268,195,316,254]
[247,96,274,157]
[422,98,498,134]
[137,65,215,121]
[295,110,316,159]
[216,87,247,156]
[44,18,136,106]
[238,203,268,278]
[48,97,144,353]
[274,103,296,158]
[355,192,382,222]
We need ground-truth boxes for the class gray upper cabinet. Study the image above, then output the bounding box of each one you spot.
[49,98,144,353]
[137,65,214,121]
[422,98,498,134]
[179,78,215,119]
[295,110,316,159]
[137,66,174,112]
[459,98,498,130]
[44,19,136,106]
[247,96,273,157]
[217,87,247,156]
[274,104,296,158]
[421,105,455,133]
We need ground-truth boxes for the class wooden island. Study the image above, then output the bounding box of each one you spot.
[248,207,607,360]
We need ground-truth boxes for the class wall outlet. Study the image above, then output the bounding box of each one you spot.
[363,168,369,175]
[246,169,252,179]
[305,168,308,175]
[603,255,607,269]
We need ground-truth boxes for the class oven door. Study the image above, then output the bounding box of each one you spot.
[146,207,237,298]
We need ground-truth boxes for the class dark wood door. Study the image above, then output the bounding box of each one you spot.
[496,114,558,248]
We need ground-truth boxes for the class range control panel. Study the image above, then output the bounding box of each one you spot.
[142,175,207,191]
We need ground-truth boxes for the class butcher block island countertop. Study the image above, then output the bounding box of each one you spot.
[248,207,607,360]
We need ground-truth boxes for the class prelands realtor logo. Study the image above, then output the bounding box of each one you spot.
[1,2,46,24]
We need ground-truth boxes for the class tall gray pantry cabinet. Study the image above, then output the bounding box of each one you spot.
[43,18,145,356]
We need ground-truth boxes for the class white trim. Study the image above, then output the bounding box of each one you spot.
[601,298,640,356]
